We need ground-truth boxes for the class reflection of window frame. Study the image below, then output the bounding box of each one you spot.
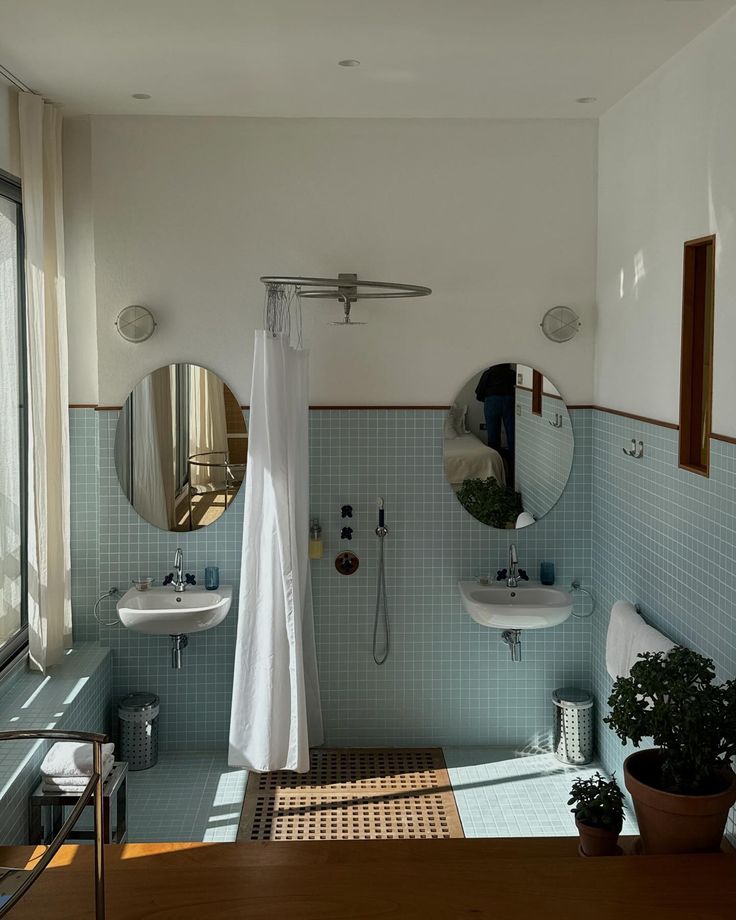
[532,370,543,416]
[679,234,715,477]
[175,364,190,494]
[0,174,29,674]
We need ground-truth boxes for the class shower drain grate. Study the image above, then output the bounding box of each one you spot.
[238,748,464,841]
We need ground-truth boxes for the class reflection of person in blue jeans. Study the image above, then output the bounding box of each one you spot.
[475,364,516,457]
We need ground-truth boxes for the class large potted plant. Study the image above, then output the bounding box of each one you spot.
[605,646,736,854]
[568,772,625,856]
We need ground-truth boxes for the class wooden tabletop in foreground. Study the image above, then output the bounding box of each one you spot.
[1,838,734,919]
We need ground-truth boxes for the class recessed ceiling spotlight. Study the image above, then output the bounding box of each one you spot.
[576,96,597,104]
[131,93,151,100]
[338,59,360,67]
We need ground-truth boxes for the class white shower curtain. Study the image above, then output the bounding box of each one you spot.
[228,332,323,772]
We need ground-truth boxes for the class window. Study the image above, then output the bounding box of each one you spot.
[0,174,28,671]
[678,235,715,477]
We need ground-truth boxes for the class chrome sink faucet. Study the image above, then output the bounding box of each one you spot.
[496,543,528,588]
[163,547,196,592]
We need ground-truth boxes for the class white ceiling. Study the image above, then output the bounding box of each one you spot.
[1,0,735,118]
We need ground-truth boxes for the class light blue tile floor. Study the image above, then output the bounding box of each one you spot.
[443,747,638,838]
[126,752,248,843]
[124,747,636,842]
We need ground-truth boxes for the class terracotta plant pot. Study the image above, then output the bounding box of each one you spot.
[575,819,622,857]
[624,749,736,855]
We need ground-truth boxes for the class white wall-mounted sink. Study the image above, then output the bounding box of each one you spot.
[117,585,232,635]
[458,580,573,630]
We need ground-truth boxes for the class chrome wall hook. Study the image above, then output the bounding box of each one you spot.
[623,439,644,459]
[548,413,563,429]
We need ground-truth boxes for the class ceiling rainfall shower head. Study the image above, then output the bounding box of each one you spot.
[259,273,431,325]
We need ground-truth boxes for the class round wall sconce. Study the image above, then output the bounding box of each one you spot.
[540,305,580,343]
[115,305,157,343]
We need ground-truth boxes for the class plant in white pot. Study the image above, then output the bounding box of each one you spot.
[605,646,736,854]
[568,772,625,856]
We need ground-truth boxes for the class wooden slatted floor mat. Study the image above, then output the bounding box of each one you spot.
[238,748,465,840]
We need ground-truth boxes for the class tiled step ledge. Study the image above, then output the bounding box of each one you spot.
[0,643,112,844]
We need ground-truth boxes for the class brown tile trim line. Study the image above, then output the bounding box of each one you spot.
[86,403,454,412]
[570,404,736,444]
[71,402,736,444]
[517,385,563,402]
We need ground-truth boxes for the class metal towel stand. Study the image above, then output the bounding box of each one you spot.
[0,729,108,919]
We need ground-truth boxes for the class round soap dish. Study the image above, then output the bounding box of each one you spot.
[131,577,154,592]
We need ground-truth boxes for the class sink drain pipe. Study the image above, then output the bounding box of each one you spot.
[171,634,188,669]
[502,629,522,662]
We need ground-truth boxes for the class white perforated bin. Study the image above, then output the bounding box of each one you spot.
[552,687,594,765]
[119,692,160,771]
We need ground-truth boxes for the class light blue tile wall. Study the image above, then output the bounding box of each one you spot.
[70,406,594,753]
[309,408,593,746]
[515,390,574,521]
[0,645,112,844]
[70,409,100,643]
[590,409,736,838]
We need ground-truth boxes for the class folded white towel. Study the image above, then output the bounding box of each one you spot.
[606,601,642,679]
[40,742,115,779]
[630,622,675,672]
[43,762,114,794]
[606,601,675,679]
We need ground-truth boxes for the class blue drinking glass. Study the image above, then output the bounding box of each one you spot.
[205,566,220,590]
[540,561,555,586]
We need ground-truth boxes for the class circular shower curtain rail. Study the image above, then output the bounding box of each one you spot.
[259,274,432,301]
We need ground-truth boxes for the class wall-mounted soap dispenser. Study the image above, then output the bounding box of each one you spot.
[309,518,323,560]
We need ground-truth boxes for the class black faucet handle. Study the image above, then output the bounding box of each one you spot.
[163,573,174,586]
[341,504,353,518]
[496,569,508,581]
[185,573,196,585]
[517,569,529,581]
[341,527,353,540]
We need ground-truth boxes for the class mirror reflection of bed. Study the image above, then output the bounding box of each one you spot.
[443,364,574,530]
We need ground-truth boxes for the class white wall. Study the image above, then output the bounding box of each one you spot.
[596,9,736,437]
[63,117,99,403]
[73,116,597,406]
[0,85,19,177]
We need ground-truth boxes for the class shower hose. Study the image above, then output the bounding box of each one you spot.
[373,528,390,665]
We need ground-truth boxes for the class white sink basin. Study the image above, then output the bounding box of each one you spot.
[458,580,573,630]
[117,585,232,635]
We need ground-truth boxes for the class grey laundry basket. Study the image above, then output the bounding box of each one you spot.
[552,687,594,765]
[119,692,160,771]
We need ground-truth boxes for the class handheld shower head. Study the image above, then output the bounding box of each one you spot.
[376,498,387,536]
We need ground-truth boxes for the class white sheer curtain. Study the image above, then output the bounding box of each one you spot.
[18,93,72,671]
[0,196,23,648]
[132,369,175,532]
[228,332,323,772]
[188,366,228,490]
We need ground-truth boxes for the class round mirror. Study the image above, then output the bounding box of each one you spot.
[443,364,574,529]
[114,364,247,531]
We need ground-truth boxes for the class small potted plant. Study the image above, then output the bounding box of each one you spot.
[456,477,523,528]
[568,772,625,856]
[605,646,736,854]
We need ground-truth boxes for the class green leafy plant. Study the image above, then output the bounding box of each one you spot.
[456,477,523,528]
[568,772,625,830]
[605,646,736,795]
